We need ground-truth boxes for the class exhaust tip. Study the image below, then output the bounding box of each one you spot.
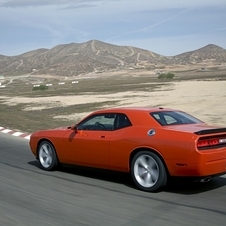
[200,176,211,183]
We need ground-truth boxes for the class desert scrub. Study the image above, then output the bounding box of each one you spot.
[158,72,175,80]
[32,85,49,91]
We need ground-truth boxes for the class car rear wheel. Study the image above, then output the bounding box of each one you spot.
[131,151,167,192]
[38,141,58,171]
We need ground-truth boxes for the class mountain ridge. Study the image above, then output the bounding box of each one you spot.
[0,40,225,77]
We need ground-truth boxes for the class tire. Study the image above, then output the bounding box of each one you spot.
[131,151,167,192]
[38,141,58,171]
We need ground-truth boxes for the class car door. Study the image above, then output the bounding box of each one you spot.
[109,113,133,171]
[63,113,115,169]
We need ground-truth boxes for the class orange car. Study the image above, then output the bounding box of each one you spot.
[29,107,226,192]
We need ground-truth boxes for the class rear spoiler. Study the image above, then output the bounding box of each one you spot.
[194,128,226,135]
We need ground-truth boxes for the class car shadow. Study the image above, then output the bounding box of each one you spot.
[28,160,41,168]
[28,160,134,188]
[163,176,226,194]
[60,164,134,188]
[28,160,226,194]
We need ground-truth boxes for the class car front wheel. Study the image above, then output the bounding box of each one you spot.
[38,141,58,171]
[131,151,167,192]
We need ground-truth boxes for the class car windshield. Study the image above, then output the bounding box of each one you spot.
[150,111,203,126]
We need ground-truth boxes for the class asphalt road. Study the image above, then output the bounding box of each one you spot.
[1,132,226,226]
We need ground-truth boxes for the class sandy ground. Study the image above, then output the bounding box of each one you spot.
[1,80,226,126]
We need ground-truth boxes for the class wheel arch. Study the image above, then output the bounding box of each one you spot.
[129,147,170,176]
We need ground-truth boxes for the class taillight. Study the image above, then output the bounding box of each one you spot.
[197,136,226,148]
[197,140,210,147]
[208,138,219,145]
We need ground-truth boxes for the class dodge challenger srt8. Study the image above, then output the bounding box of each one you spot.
[29,107,226,192]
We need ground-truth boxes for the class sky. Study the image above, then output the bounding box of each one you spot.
[0,0,226,56]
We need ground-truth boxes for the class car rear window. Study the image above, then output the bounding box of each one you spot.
[150,111,203,126]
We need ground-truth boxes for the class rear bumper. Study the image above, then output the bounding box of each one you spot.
[168,149,226,177]
[190,158,226,176]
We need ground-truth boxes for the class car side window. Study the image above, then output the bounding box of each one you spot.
[164,115,177,125]
[152,113,180,125]
[151,111,202,126]
[77,113,116,131]
[114,114,132,130]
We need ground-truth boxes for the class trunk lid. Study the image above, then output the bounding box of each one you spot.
[164,123,226,135]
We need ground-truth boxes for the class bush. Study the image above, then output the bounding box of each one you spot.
[158,72,175,80]
[32,85,48,91]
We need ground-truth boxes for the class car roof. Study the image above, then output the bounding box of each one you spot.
[93,107,177,114]
[79,107,180,127]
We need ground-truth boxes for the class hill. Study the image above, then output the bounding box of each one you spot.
[173,44,226,65]
[0,40,225,77]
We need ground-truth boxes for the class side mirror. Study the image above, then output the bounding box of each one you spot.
[68,124,77,130]
[73,124,79,131]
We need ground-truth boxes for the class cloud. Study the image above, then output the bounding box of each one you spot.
[0,0,226,56]
[106,8,190,41]
[1,0,226,9]
[62,4,96,10]
[0,0,108,8]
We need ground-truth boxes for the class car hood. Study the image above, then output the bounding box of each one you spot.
[164,123,226,134]
[51,126,71,130]
[39,126,71,132]
[31,126,72,137]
